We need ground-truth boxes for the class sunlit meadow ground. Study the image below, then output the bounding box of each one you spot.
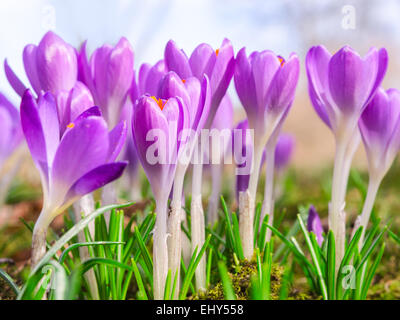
[1,154,400,299]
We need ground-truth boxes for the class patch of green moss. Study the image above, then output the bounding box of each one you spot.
[368,278,400,300]
[192,259,284,300]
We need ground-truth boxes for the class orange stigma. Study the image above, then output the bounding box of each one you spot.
[67,123,75,129]
[278,57,285,67]
[151,96,166,110]
[182,79,186,83]
[215,48,220,56]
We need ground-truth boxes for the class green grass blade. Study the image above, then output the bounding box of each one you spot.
[326,230,336,300]
[217,261,236,300]
[297,214,328,300]
[0,267,20,296]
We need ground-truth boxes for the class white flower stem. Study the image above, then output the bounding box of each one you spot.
[31,211,51,268]
[101,182,117,225]
[330,140,347,271]
[168,167,185,299]
[207,162,223,225]
[261,144,276,242]
[153,197,169,300]
[240,145,263,260]
[73,195,99,300]
[191,161,206,291]
[339,130,361,206]
[354,176,381,246]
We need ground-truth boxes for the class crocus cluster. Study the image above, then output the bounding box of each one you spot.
[4,30,399,301]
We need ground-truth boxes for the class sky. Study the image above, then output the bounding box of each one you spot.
[0,0,304,103]
[1,0,400,104]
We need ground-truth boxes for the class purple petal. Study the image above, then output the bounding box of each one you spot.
[65,162,127,203]
[209,38,235,112]
[142,60,167,96]
[158,71,191,110]
[212,94,233,131]
[36,31,78,94]
[50,116,110,197]
[359,88,400,169]
[234,48,258,123]
[20,90,48,179]
[189,43,216,79]
[274,133,295,170]
[307,205,324,246]
[37,93,60,164]
[78,41,96,95]
[265,54,300,115]
[108,120,128,162]
[74,106,102,121]
[23,44,42,95]
[132,96,172,200]
[0,108,13,165]
[106,37,134,106]
[68,82,95,122]
[328,46,383,115]
[4,59,27,97]
[305,45,333,128]
[164,40,192,79]
[251,50,281,109]
[185,75,211,132]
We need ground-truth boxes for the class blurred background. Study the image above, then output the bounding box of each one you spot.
[1,0,400,170]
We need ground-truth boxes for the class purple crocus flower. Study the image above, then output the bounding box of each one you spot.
[132,94,189,300]
[5,31,77,97]
[274,133,295,171]
[136,60,168,97]
[164,39,234,127]
[234,49,299,148]
[234,48,299,259]
[21,89,127,266]
[306,45,387,136]
[307,205,324,246]
[0,93,22,168]
[355,88,400,242]
[306,45,388,262]
[359,88,400,179]
[79,37,135,127]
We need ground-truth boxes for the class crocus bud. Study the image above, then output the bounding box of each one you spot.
[359,87,400,180]
[132,95,189,201]
[137,60,168,97]
[306,45,388,139]
[79,37,135,127]
[307,205,324,246]
[164,39,234,126]
[274,133,295,171]
[157,71,211,163]
[234,48,299,149]
[5,31,78,98]
[0,93,22,168]
[25,31,77,95]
